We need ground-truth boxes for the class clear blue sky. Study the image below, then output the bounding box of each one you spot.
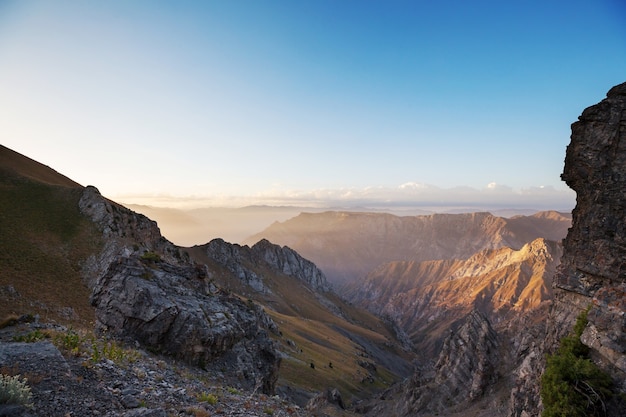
[1,0,625,209]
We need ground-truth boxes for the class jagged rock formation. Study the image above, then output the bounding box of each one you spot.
[347,238,560,355]
[549,82,626,410]
[201,238,331,293]
[79,186,282,394]
[246,211,571,287]
[348,237,560,416]
[79,186,188,288]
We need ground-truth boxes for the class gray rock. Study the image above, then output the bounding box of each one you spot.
[0,341,70,378]
[0,405,31,417]
[90,255,281,394]
[203,238,331,293]
[548,80,626,414]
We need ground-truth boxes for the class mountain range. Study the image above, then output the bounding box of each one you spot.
[0,142,568,416]
[245,210,571,288]
[0,80,625,417]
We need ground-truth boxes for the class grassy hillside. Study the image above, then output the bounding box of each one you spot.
[188,245,414,404]
[0,149,99,327]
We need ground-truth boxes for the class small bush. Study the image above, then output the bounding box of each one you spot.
[0,374,33,408]
[13,329,48,343]
[197,392,218,405]
[140,251,161,262]
[53,328,82,356]
[541,307,613,417]
[90,339,139,365]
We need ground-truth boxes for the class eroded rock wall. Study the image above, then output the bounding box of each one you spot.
[551,82,626,400]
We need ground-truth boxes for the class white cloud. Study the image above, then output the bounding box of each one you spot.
[114,182,576,212]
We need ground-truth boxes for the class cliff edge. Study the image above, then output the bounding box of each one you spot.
[551,82,626,405]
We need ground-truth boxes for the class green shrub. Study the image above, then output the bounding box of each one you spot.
[13,329,47,343]
[0,374,33,408]
[197,392,218,405]
[140,251,161,262]
[90,339,139,365]
[541,307,613,416]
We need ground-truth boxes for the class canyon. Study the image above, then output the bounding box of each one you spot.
[0,81,625,416]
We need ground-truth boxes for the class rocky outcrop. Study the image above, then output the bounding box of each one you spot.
[90,255,280,394]
[79,186,188,288]
[549,82,626,405]
[202,238,331,293]
[203,238,267,292]
[432,310,500,403]
[79,186,283,394]
[0,323,310,417]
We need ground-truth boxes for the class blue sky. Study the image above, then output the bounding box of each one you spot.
[1,0,625,210]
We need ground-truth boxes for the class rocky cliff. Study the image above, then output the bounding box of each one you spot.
[78,186,282,394]
[549,82,626,410]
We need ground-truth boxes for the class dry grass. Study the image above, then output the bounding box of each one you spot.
[189,241,410,402]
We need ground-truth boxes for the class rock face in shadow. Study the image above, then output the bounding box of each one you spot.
[80,186,281,394]
[550,82,626,403]
[402,310,499,415]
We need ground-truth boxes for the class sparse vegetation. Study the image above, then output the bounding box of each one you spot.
[13,329,48,343]
[541,307,613,417]
[56,328,81,350]
[0,374,33,408]
[0,171,100,327]
[90,339,140,365]
[141,251,161,263]
[197,392,218,405]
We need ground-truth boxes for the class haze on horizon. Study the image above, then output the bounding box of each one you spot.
[1,0,625,212]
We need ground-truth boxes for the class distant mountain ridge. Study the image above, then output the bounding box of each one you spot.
[245,210,571,287]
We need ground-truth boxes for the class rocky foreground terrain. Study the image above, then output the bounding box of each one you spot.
[0,319,313,417]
